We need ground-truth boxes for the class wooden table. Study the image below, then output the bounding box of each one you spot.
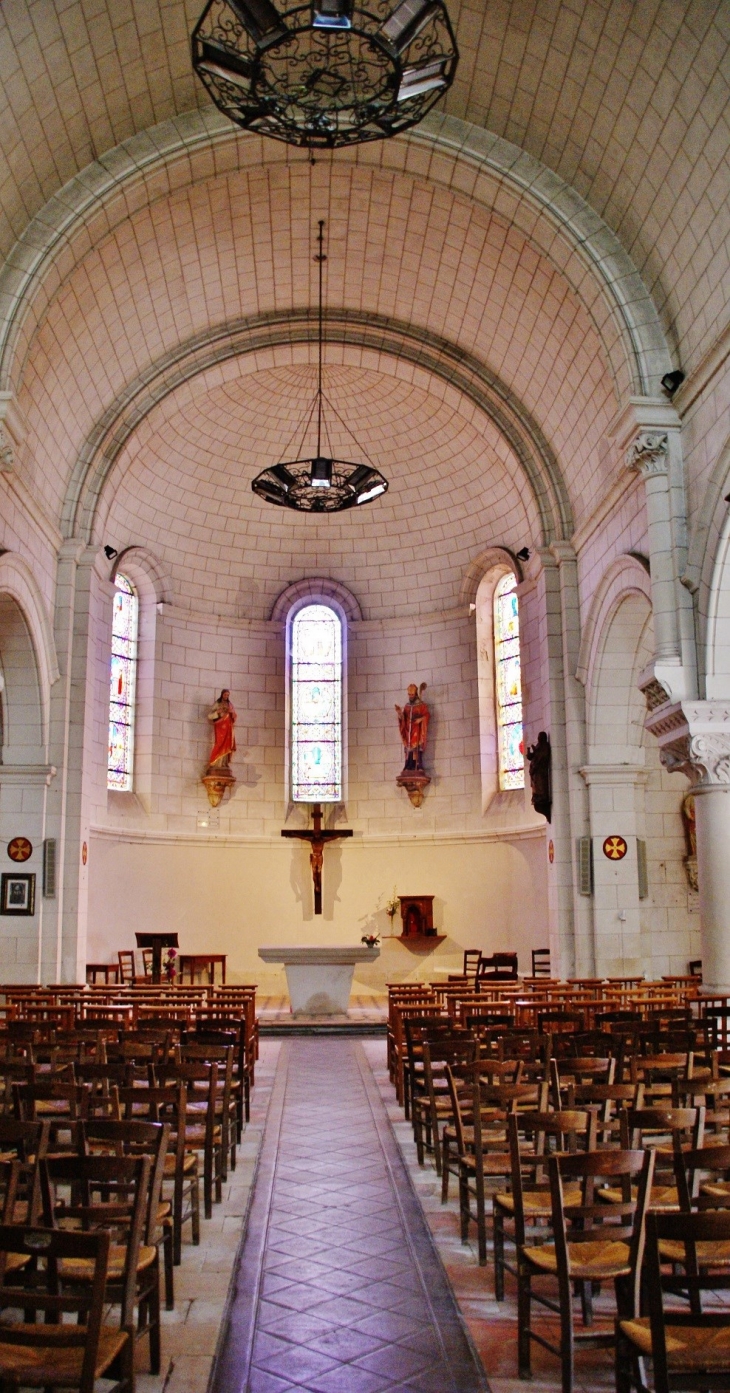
[177,953,227,985]
[85,963,119,984]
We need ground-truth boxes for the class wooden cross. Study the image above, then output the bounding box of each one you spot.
[281,803,353,915]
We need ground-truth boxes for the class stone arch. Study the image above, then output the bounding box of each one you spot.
[63,318,571,549]
[460,546,523,609]
[271,578,362,625]
[584,579,653,761]
[0,111,670,404]
[0,552,58,749]
[577,554,652,692]
[110,546,171,607]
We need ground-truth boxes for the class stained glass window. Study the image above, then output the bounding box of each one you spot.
[107,573,138,791]
[291,604,342,802]
[494,573,524,790]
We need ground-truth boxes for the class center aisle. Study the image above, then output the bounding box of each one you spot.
[212,1038,488,1393]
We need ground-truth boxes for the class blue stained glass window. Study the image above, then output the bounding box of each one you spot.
[291,604,342,802]
[107,573,138,791]
[494,573,524,790]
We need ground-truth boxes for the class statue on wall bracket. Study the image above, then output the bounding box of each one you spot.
[527,730,552,822]
[202,689,237,808]
[395,683,431,808]
[681,791,698,891]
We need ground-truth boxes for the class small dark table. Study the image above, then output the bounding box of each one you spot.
[178,953,227,985]
[135,932,179,985]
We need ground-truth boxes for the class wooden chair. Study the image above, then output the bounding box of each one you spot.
[462,949,481,978]
[615,1107,705,1213]
[616,1210,730,1393]
[416,1036,476,1173]
[493,1108,596,1303]
[518,1148,655,1393]
[158,1061,222,1218]
[477,952,519,982]
[445,1064,549,1264]
[39,1153,157,1373]
[117,951,137,985]
[531,947,551,978]
[82,1117,174,1311]
[0,1224,133,1393]
[117,1083,200,1266]
[179,1042,236,1179]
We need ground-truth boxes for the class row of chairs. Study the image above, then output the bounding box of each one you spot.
[390,994,730,1393]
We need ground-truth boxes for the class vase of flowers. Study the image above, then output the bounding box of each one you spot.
[163,948,177,983]
[361,933,380,948]
[385,886,399,935]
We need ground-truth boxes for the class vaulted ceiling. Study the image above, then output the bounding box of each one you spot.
[1,0,727,370]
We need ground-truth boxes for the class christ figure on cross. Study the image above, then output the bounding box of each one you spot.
[281,803,353,915]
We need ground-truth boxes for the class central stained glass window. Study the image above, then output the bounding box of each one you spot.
[107,573,138,791]
[291,603,342,802]
[494,572,524,790]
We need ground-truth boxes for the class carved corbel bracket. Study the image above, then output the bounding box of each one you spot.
[0,392,27,472]
[625,430,669,476]
[645,700,730,788]
[202,770,235,808]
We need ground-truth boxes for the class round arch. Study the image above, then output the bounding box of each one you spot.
[63,316,572,549]
[0,111,670,404]
[0,551,59,746]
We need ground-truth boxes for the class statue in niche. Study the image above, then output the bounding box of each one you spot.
[395,683,431,807]
[681,791,698,892]
[202,689,237,808]
[527,730,552,822]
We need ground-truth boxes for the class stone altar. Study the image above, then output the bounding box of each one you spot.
[258,945,380,1016]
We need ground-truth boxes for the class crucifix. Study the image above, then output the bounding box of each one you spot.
[281,803,353,915]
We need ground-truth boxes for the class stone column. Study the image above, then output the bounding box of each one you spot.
[611,398,696,706]
[535,550,576,978]
[45,541,102,983]
[646,700,730,991]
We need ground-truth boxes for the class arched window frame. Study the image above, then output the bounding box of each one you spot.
[107,573,138,792]
[474,560,525,812]
[285,595,348,806]
[493,572,525,791]
[106,550,164,809]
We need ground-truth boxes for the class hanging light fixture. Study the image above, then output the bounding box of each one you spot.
[191,0,458,150]
[251,222,389,512]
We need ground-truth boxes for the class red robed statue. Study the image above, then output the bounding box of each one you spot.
[207,689,237,770]
[395,683,429,772]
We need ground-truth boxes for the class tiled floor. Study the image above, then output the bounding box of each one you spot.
[212,1038,487,1393]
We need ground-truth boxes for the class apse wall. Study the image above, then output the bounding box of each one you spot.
[84,579,548,987]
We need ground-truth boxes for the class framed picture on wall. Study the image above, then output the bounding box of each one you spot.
[1,873,35,916]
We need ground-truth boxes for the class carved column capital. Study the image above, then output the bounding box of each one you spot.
[646,700,730,787]
[625,430,669,476]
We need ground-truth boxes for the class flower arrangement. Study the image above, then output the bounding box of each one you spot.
[361,934,380,948]
[385,886,399,925]
[163,948,177,983]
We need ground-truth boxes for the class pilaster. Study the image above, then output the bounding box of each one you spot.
[579,763,649,977]
[609,397,696,705]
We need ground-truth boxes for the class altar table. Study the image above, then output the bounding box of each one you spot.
[258,946,380,1016]
[177,953,227,985]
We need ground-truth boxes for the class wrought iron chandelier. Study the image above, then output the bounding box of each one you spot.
[191,0,458,150]
[251,222,389,512]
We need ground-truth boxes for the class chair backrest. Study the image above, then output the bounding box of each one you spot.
[531,948,551,978]
[40,1153,151,1330]
[0,1224,112,1393]
[644,1209,730,1392]
[463,950,481,978]
[477,952,519,981]
[507,1108,597,1244]
[117,950,137,984]
[81,1118,170,1244]
[550,1147,656,1315]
